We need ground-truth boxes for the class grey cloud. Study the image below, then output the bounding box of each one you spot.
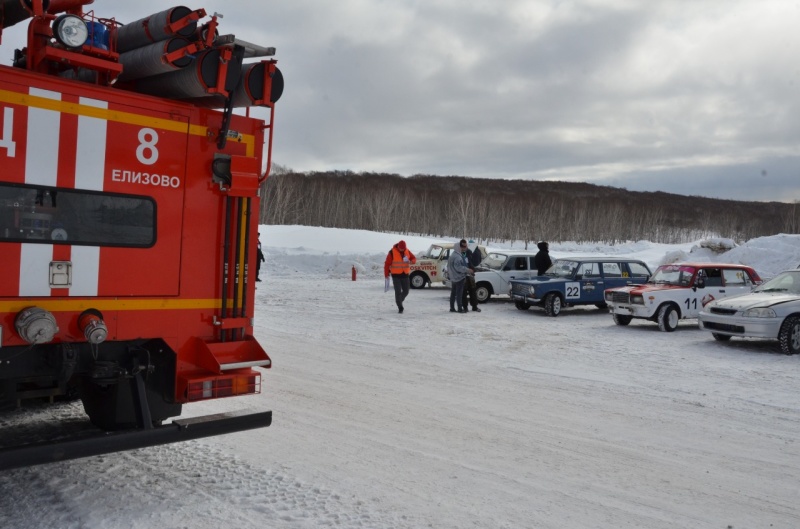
[2,1,796,202]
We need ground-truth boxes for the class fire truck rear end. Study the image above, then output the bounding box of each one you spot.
[0,0,283,469]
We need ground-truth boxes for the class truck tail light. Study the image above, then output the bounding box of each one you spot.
[185,373,261,401]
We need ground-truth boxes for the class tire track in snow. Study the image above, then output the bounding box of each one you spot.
[0,403,411,529]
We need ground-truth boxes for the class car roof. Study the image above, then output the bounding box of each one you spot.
[656,262,755,269]
[430,242,486,248]
[552,256,647,263]
[486,250,538,256]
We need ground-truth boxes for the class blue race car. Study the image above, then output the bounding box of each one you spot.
[510,257,651,316]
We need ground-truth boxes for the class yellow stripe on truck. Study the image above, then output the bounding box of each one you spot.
[0,89,255,156]
[0,299,233,313]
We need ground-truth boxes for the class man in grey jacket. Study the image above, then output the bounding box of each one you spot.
[447,239,473,313]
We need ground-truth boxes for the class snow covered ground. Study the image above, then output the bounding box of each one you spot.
[2,226,800,529]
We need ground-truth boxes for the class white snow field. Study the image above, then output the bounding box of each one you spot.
[2,226,800,529]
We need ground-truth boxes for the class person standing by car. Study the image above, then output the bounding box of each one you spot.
[461,240,481,312]
[535,241,552,276]
[448,239,473,313]
[384,240,416,313]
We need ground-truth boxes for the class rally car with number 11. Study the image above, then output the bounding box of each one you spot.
[604,263,761,331]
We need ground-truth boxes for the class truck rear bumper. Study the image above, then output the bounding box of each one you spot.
[0,409,272,471]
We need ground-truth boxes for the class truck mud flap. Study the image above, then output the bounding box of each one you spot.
[0,409,271,471]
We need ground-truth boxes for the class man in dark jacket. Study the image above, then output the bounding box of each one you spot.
[461,241,482,312]
[534,241,552,276]
[447,240,471,313]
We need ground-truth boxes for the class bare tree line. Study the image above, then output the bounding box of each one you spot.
[259,167,800,244]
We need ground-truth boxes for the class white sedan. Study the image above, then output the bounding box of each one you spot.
[698,269,800,354]
[445,251,538,302]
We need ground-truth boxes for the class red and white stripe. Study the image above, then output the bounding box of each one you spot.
[19,89,108,297]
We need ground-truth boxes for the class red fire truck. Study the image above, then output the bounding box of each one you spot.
[0,0,282,468]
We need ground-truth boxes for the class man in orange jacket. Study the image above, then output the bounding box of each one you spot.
[384,240,417,313]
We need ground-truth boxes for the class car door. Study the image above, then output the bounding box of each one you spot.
[720,267,756,298]
[573,262,602,302]
[597,262,629,301]
[625,261,651,284]
[686,267,726,316]
[437,247,452,281]
[499,255,532,293]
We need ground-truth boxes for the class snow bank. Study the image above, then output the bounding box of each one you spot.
[263,225,800,280]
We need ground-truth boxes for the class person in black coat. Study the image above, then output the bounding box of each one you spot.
[534,241,552,276]
[461,242,482,312]
[256,233,265,282]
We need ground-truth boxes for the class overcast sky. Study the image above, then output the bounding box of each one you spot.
[2,1,798,202]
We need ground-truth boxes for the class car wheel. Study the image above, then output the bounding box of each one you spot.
[475,284,491,303]
[410,272,427,289]
[595,303,608,310]
[612,313,632,326]
[711,333,731,342]
[515,300,530,311]
[544,293,562,317]
[657,304,679,332]
[778,316,800,355]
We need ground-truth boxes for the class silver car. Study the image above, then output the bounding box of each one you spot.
[444,251,538,302]
[698,269,800,354]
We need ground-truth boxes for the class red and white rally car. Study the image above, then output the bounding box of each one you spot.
[604,263,762,331]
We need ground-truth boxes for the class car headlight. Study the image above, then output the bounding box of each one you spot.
[529,286,536,295]
[53,15,89,49]
[631,294,644,305]
[604,291,613,302]
[743,307,777,318]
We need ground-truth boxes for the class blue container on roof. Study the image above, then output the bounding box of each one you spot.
[86,21,109,50]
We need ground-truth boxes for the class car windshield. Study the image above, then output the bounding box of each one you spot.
[754,271,800,294]
[482,253,509,270]
[545,260,578,278]
[423,244,447,259]
[648,265,696,286]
